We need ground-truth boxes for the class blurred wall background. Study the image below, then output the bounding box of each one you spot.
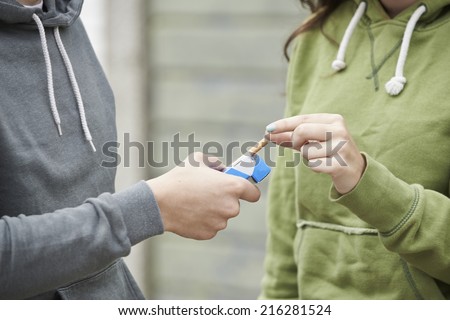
[81,0,306,299]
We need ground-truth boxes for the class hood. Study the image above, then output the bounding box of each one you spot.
[332,0,450,96]
[351,0,450,23]
[419,0,450,20]
[0,0,96,151]
[0,0,83,27]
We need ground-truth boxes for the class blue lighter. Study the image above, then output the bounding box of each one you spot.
[224,153,271,183]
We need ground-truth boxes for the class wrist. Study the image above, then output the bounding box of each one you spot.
[333,153,367,195]
[146,178,171,232]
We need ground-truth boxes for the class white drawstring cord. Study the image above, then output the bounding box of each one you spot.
[32,13,96,152]
[331,1,367,71]
[32,13,62,136]
[385,5,427,96]
[54,27,96,152]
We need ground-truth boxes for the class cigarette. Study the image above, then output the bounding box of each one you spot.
[248,138,269,155]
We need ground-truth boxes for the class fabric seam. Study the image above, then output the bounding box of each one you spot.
[400,258,424,299]
[57,259,120,294]
[365,38,402,82]
[118,260,141,300]
[366,24,379,91]
[380,185,420,237]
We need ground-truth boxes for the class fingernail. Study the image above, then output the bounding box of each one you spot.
[266,123,276,132]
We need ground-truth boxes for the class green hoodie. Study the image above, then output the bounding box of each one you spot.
[261,0,450,299]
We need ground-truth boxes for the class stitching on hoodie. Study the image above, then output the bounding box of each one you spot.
[58,260,120,293]
[366,24,380,91]
[365,39,401,80]
[400,258,424,299]
[380,186,421,237]
[365,26,403,91]
[57,259,141,299]
[118,259,141,300]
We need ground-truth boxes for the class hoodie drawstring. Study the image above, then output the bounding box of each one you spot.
[32,13,96,152]
[332,3,427,96]
[385,5,427,96]
[332,1,367,71]
[32,13,62,136]
[54,27,96,152]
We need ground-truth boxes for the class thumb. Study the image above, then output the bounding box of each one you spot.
[185,152,225,171]
[236,179,261,203]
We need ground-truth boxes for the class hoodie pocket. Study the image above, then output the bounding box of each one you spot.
[294,219,445,299]
[57,259,145,300]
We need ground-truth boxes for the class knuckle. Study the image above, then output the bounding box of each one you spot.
[188,152,199,160]
[219,200,239,217]
[191,152,205,162]
[333,126,347,139]
[232,179,246,195]
[217,220,228,231]
[278,119,288,128]
[253,188,261,202]
[229,201,240,217]
[203,230,217,240]
[300,145,310,158]
[295,124,307,136]
[300,114,310,123]
[333,114,345,123]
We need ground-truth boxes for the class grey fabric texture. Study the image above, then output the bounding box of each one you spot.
[0,0,163,299]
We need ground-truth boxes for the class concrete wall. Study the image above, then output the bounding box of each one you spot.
[145,0,304,299]
[82,0,307,299]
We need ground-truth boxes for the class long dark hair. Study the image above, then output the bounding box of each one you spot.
[284,0,344,60]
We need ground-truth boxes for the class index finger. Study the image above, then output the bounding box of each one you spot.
[266,113,344,134]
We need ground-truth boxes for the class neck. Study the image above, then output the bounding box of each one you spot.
[379,0,418,17]
[16,0,42,6]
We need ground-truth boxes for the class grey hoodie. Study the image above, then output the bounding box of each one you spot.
[0,0,163,299]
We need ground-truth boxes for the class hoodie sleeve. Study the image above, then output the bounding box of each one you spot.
[0,181,164,299]
[330,153,450,284]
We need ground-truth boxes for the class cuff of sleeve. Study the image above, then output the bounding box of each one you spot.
[329,153,419,234]
[112,181,164,245]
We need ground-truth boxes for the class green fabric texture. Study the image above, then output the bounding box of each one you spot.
[261,0,450,299]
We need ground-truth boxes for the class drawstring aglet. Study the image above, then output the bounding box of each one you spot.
[88,140,96,152]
